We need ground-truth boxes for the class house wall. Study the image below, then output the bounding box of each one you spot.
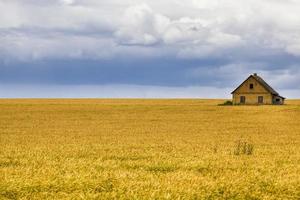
[233,93,273,104]
[232,76,273,105]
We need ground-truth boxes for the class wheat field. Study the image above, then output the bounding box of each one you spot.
[0,99,299,199]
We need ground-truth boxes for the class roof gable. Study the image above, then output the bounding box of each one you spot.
[252,75,279,95]
[231,74,279,95]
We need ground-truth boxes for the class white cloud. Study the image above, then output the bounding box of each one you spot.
[0,0,300,95]
[0,33,116,61]
[114,4,170,46]
[1,0,300,60]
[60,0,74,5]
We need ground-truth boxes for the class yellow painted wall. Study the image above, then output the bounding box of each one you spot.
[233,93,273,104]
[232,76,273,104]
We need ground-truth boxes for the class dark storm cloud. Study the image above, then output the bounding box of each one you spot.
[0,58,227,86]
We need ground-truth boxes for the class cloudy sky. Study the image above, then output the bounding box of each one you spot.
[0,0,300,98]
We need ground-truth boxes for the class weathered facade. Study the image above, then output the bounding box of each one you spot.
[232,73,285,105]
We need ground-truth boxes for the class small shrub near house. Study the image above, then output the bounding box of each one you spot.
[218,100,233,106]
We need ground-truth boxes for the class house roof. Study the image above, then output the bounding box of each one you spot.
[231,74,279,95]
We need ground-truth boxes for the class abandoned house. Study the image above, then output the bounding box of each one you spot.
[231,73,285,105]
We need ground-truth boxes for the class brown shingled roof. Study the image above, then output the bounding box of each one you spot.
[231,74,279,95]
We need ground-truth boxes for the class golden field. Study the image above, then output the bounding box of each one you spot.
[0,99,299,200]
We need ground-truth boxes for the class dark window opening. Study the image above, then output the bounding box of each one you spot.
[250,84,254,89]
[276,98,280,102]
[240,96,246,104]
[258,96,263,103]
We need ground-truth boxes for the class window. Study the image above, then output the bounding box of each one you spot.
[258,96,264,104]
[250,84,254,89]
[240,96,246,104]
[274,98,281,104]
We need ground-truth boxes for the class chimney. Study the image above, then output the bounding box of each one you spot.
[253,73,257,76]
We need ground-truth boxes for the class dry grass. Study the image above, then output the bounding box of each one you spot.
[0,99,299,199]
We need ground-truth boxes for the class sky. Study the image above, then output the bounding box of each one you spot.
[0,0,300,98]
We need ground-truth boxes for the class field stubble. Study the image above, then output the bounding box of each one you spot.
[0,99,299,199]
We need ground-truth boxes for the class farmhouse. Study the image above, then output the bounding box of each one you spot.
[232,73,285,105]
